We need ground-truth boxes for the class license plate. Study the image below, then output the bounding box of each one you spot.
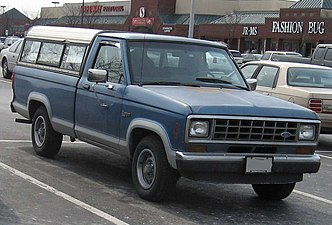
[246,157,273,173]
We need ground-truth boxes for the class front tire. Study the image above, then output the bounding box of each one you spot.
[132,135,178,202]
[2,58,11,79]
[252,183,296,200]
[31,106,63,158]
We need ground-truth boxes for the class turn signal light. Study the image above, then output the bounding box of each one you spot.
[296,147,313,154]
[187,145,207,152]
[308,99,322,113]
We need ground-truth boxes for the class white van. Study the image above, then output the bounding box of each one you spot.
[261,51,302,61]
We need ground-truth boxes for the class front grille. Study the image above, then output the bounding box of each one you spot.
[213,118,298,142]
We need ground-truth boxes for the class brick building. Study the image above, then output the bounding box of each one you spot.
[0,8,30,37]
[35,0,332,55]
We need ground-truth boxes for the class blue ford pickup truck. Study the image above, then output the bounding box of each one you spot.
[11,26,321,202]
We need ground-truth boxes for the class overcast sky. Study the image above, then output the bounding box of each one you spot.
[1,0,298,18]
[0,0,123,17]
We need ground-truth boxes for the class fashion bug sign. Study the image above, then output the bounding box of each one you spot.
[272,21,325,35]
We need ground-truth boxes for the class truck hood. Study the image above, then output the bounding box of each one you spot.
[142,86,318,119]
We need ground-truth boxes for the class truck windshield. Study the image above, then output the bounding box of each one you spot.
[128,41,247,89]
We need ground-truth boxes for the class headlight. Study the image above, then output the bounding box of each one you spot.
[189,121,209,137]
[299,124,315,141]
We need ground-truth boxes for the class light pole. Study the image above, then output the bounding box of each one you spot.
[188,0,196,38]
[1,5,6,36]
[0,5,5,14]
[81,0,85,27]
[51,1,59,7]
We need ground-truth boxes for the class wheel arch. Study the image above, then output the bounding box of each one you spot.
[28,92,53,121]
[2,56,7,65]
[127,119,177,169]
[2,56,10,78]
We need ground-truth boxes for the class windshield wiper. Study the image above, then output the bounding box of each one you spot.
[196,77,233,84]
[139,81,200,87]
[195,77,249,90]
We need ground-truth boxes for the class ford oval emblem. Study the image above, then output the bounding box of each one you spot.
[281,132,292,139]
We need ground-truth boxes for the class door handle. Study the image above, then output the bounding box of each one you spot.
[83,84,90,90]
[100,103,109,109]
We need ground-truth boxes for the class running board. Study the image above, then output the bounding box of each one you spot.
[15,118,32,124]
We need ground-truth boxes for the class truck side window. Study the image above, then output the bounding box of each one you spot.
[313,47,325,60]
[94,44,123,84]
[21,40,41,63]
[37,42,64,67]
[324,48,332,61]
[61,45,86,72]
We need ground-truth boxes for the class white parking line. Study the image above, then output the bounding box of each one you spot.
[0,79,11,84]
[0,161,129,225]
[1,140,331,210]
[0,140,32,143]
[316,151,332,153]
[0,139,85,144]
[294,190,332,205]
[318,154,332,160]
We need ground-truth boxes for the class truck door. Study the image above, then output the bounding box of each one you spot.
[75,39,125,152]
[321,48,332,68]
[311,46,326,66]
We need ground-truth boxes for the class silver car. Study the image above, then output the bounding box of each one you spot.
[1,38,23,79]
[241,60,332,134]
[229,49,244,65]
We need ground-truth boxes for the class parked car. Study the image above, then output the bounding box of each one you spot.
[0,36,6,50]
[242,53,263,63]
[276,44,332,68]
[261,51,302,61]
[0,38,23,78]
[3,36,20,49]
[229,49,244,65]
[241,60,332,133]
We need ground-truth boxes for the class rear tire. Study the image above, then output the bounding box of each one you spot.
[132,135,178,202]
[2,58,11,79]
[252,183,296,200]
[31,106,63,158]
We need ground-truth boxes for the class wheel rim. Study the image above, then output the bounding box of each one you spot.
[136,148,156,189]
[34,115,46,147]
[2,61,8,77]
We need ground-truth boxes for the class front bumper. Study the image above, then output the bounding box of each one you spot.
[10,101,16,113]
[176,152,320,183]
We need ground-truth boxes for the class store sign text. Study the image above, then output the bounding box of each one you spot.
[272,21,325,35]
[308,22,325,34]
[242,26,258,36]
[132,18,154,27]
[162,27,173,33]
[139,7,145,18]
[81,5,125,14]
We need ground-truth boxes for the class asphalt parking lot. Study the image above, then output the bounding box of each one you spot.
[1,77,332,224]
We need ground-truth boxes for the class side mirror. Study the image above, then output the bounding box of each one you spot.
[88,69,107,83]
[246,79,257,91]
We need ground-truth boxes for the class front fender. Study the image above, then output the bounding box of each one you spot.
[126,118,178,169]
